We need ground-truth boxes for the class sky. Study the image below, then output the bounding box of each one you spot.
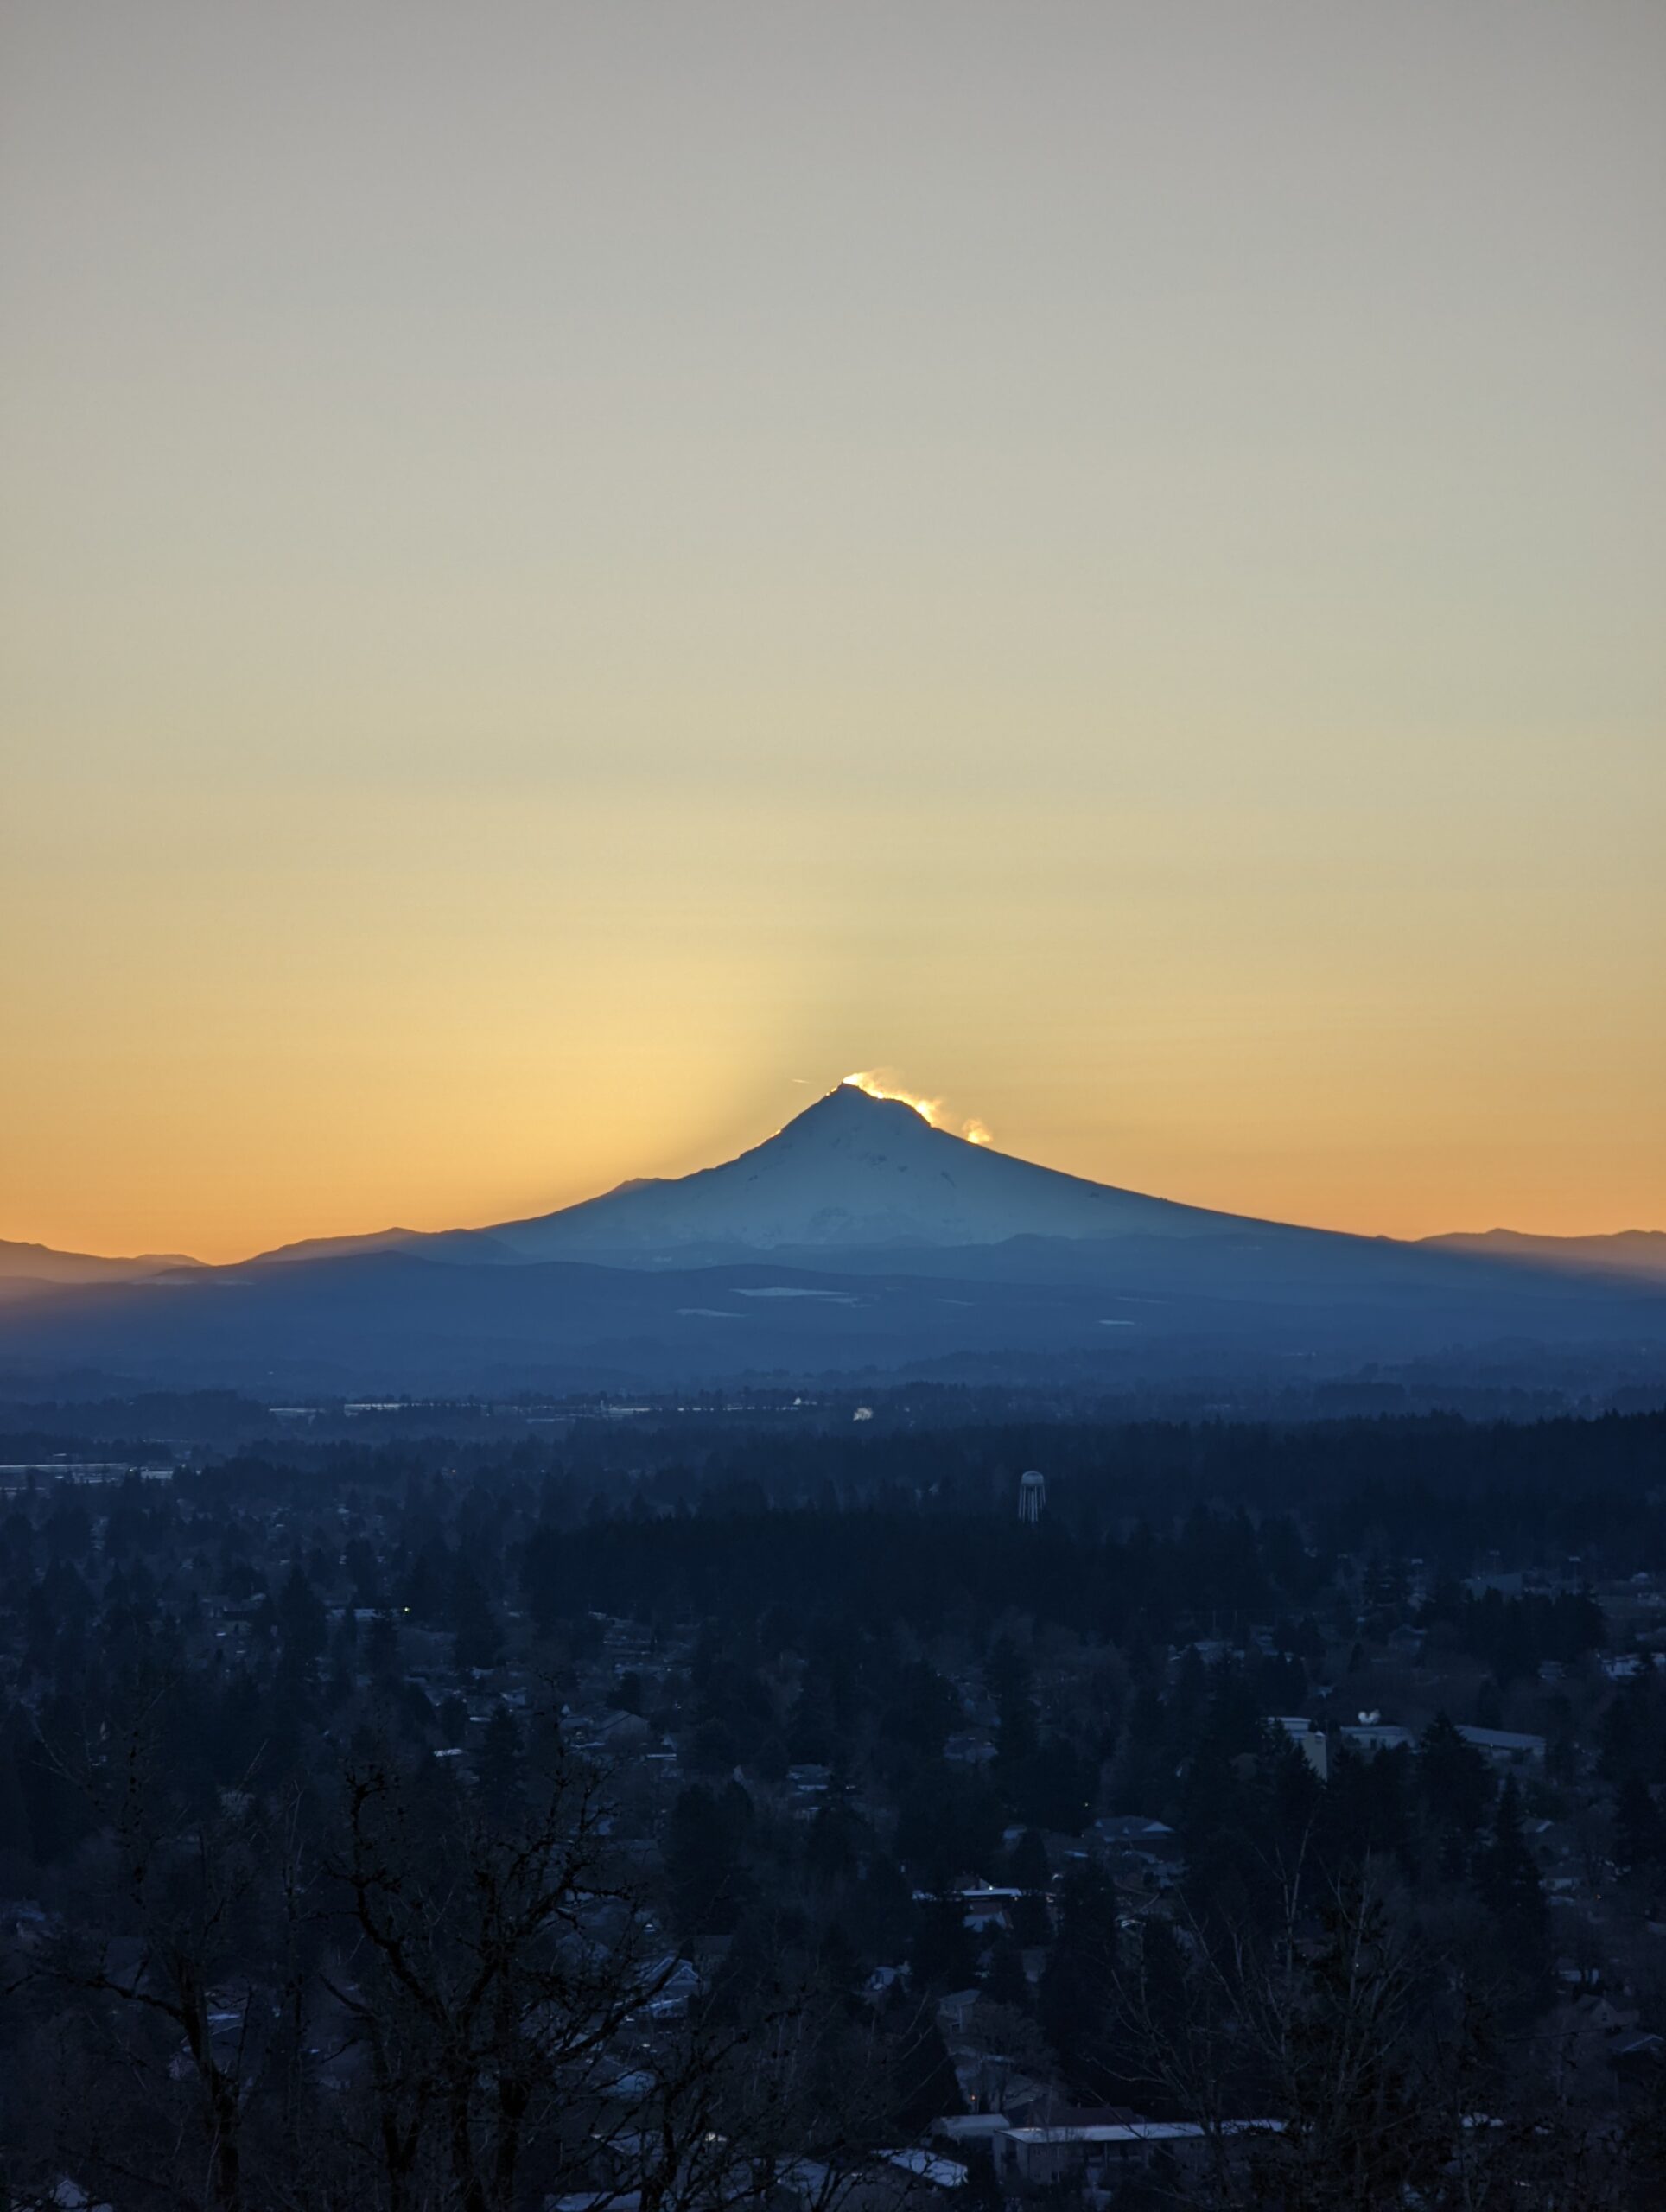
[3,1,1663,1263]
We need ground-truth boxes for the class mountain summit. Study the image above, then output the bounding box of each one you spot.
[486,1080,1232,1260]
[3,1078,1663,1394]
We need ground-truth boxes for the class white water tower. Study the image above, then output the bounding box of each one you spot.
[1017,1469,1046,1524]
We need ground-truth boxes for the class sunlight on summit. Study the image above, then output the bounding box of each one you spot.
[841,1071,994,1146]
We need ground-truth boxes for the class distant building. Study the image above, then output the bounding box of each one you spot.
[937,1988,983,2037]
[1339,1723,1416,1757]
[1018,1470,1046,1524]
[1457,1725,1546,1769]
[999,2120,1283,2190]
[1094,1815,1176,1849]
[1337,1720,1544,1768]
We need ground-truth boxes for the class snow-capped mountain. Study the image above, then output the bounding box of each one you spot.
[486,1082,1237,1259]
[3,1080,1662,1397]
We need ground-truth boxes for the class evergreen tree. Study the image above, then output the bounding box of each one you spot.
[1005,1826,1052,1942]
[275,1563,327,1674]
[982,1935,1032,2012]
[666,1780,754,1940]
[1474,1774,1549,2010]
[851,1850,914,1961]
[1012,1735,1093,1834]
[365,1608,402,1681]
[1417,1712,1490,1879]
[804,1798,862,1885]
[452,1561,504,1672]
[1006,1827,1051,1892]
[1598,1673,1663,1789]
[881,1661,959,1758]
[1037,1860,1121,2092]
[1265,1726,1324,1867]
[895,1764,1003,1882]
[1116,1681,1175,1812]
[910,1894,979,1994]
[0,1723,32,1861]
[1615,1777,1666,1878]
[400,1536,452,1624]
[990,1637,1039,1769]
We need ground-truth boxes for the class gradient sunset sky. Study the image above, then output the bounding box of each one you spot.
[3,1,1663,1263]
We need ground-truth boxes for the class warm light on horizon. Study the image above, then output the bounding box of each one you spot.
[4,1040,1663,1268]
[2,5,1662,1268]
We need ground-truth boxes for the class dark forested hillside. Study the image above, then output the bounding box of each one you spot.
[4,1403,1666,2208]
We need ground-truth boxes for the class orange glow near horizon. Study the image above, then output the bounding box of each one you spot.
[3,1007,1662,1266]
[2,8,1662,1266]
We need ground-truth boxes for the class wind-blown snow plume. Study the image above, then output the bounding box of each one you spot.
[842,1071,994,1146]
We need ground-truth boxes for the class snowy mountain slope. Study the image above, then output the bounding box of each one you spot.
[487,1083,1245,1259]
[3,1083,1664,1391]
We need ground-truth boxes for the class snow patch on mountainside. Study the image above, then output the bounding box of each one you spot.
[487,1084,1243,1258]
